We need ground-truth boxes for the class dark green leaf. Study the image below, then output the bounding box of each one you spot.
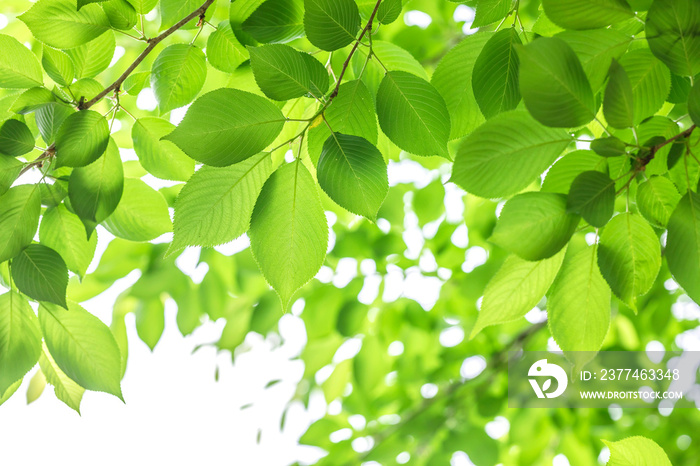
[249,44,312,100]
[0,119,34,156]
[242,0,305,44]
[55,110,109,167]
[567,170,615,227]
[646,0,700,77]
[667,192,700,305]
[304,0,360,51]
[604,59,634,128]
[542,0,633,30]
[472,28,521,119]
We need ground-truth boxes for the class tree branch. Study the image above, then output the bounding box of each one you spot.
[642,124,697,167]
[329,0,383,100]
[80,0,215,110]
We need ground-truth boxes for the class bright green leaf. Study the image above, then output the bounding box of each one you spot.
[667,192,700,305]
[0,185,41,263]
[19,0,110,50]
[472,28,521,119]
[604,59,634,129]
[376,71,451,157]
[39,301,123,399]
[471,250,565,338]
[452,111,571,198]
[598,213,661,310]
[542,0,633,30]
[490,192,580,261]
[636,176,681,228]
[567,170,615,227]
[318,133,388,220]
[249,161,328,309]
[0,291,41,396]
[517,37,596,128]
[171,152,274,251]
[206,21,249,73]
[163,88,285,167]
[304,0,361,51]
[0,34,44,88]
[603,436,672,466]
[39,205,98,278]
[41,46,74,87]
[619,49,671,125]
[12,243,69,308]
[101,0,137,30]
[248,44,311,100]
[103,178,172,242]
[0,119,35,156]
[472,0,511,28]
[150,44,206,115]
[66,31,116,79]
[548,245,611,353]
[39,342,85,413]
[54,110,109,167]
[242,0,305,44]
[132,117,194,181]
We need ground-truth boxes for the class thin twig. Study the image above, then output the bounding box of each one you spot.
[328,0,383,100]
[81,0,215,110]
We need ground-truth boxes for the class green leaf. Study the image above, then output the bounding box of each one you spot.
[54,110,110,167]
[689,81,700,126]
[490,192,580,261]
[25,369,46,404]
[160,0,201,29]
[249,44,311,100]
[567,171,615,227]
[667,192,700,305]
[432,32,491,140]
[12,243,69,308]
[35,102,75,145]
[548,245,611,352]
[132,117,194,181]
[602,437,672,466]
[39,342,84,413]
[646,0,700,77]
[103,178,172,242]
[122,71,150,96]
[206,21,249,73]
[618,49,671,125]
[591,136,627,157]
[376,0,402,25]
[135,299,164,351]
[13,87,57,114]
[19,0,110,50]
[604,59,634,129]
[39,205,97,278]
[151,44,207,114]
[0,34,44,88]
[308,79,377,163]
[556,29,632,92]
[69,137,124,227]
[249,161,328,309]
[376,71,451,157]
[0,379,21,406]
[78,0,107,9]
[318,133,388,220]
[39,301,123,399]
[304,0,361,51]
[0,185,41,263]
[163,88,285,167]
[472,28,521,119]
[242,0,305,44]
[41,46,74,87]
[452,111,571,198]
[66,31,116,79]
[0,157,23,197]
[171,152,274,251]
[598,213,661,310]
[542,0,633,30]
[0,119,35,156]
[301,52,330,97]
[472,0,512,28]
[636,176,681,228]
[124,0,158,14]
[470,250,565,338]
[101,0,137,30]
[0,291,42,396]
[517,37,595,128]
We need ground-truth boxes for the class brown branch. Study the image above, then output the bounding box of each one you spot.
[329,0,383,100]
[80,0,215,110]
[641,124,697,167]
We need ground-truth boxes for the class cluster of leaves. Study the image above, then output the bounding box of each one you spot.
[0,0,698,463]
